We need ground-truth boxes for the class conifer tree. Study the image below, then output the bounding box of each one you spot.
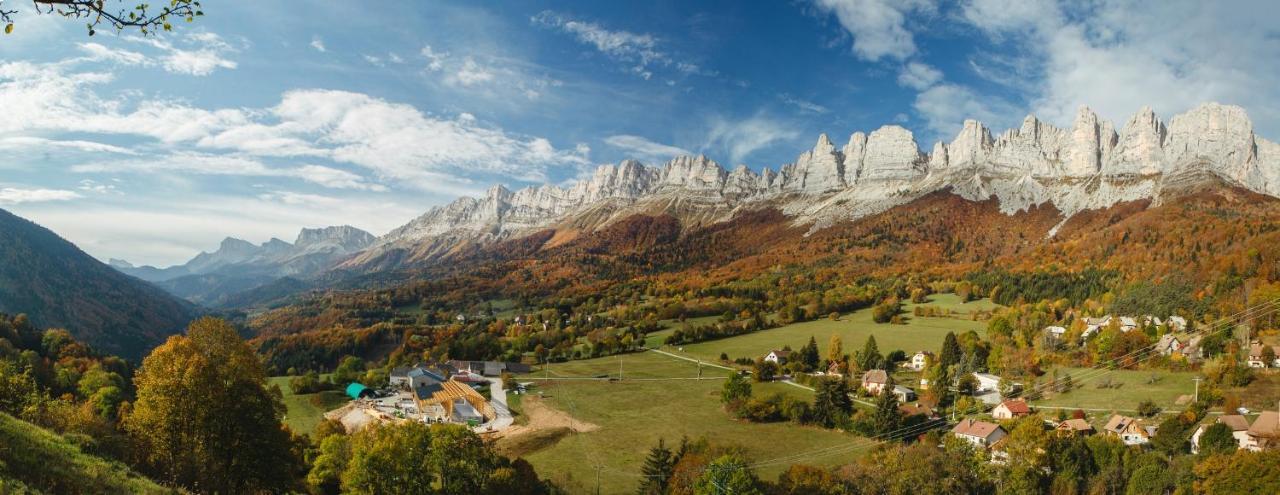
[858,335,882,371]
[872,374,901,435]
[638,438,674,494]
[939,331,962,369]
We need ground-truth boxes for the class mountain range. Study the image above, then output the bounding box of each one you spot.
[110,225,374,306]
[107,102,1280,307]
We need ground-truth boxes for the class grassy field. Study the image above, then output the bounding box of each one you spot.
[1028,367,1199,412]
[516,351,864,493]
[267,376,350,436]
[663,294,994,365]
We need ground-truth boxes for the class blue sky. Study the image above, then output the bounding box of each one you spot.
[1,0,1278,266]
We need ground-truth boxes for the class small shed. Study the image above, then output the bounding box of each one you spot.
[346,382,376,400]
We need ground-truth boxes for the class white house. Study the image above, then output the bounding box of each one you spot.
[952,419,1007,448]
[1191,415,1251,454]
[764,349,792,365]
[892,385,916,402]
[1104,415,1154,446]
[1167,316,1188,332]
[1044,326,1067,340]
[1246,343,1280,368]
[907,351,933,371]
[973,373,1002,393]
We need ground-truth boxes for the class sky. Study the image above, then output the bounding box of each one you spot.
[1,0,1278,267]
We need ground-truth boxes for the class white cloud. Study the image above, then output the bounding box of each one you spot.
[810,0,936,61]
[129,31,239,76]
[779,94,829,114]
[448,57,495,86]
[421,45,446,71]
[956,0,1280,136]
[531,10,710,79]
[77,179,122,195]
[604,135,691,163]
[71,152,385,191]
[0,136,137,155]
[310,36,327,53]
[0,187,81,205]
[76,42,149,65]
[896,61,942,90]
[703,115,801,164]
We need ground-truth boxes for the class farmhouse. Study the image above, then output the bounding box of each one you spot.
[951,419,1007,448]
[1043,326,1067,341]
[1056,419,1095,436]
[992,399,1031,420]
[1246,343,1280,368]
[1245,410,1280,451]
[1104,415,1155,446]
[907,351,933,371]
[1191,415,1251,453]
[446,360,533,376]
[764,349,792,365]
[861,370,889,395]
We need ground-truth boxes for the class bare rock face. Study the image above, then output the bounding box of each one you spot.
[1106,106,1167,176]
[785,134,845,193]
[353,101,1280,270]
[859,126,925,182]
[842,132,868,184]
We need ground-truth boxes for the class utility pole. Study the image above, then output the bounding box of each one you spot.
[619,355,623,380]
[1193,377,1202,403]
[595,465,602,495]
[698,361,703,379]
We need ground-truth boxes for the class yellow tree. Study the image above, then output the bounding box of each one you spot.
[125,317,301,493]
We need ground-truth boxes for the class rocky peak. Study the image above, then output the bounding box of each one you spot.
[660,155,727,192]
[788,133,845,193]
[860,126,924,182]
[842,132,868,184]
[1106,106,1167,176]
[294,225,376,253]
[948,119,994,169]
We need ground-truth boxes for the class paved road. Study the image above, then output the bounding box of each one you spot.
[475,377,514,434]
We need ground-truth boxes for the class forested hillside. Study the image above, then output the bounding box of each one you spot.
[0,209,196,359]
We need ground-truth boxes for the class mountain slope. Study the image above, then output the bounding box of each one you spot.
[0,208,195,359]
[341,102,1280,273]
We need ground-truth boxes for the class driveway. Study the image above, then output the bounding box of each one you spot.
[475,376,514,434]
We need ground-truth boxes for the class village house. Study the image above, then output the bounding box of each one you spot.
[1056,419,1095,437]
[825,360,843,377]
[1245,410,1280,451]
[1246,343,1280,368]
[899,403,938,419]
[1104,415,1156,446]
[446,360,532,377]
[1044,326,1067,341]
[1167,316,1188,332]
[764,349,792,365]
[389,366,412,389]
[862,369,889,395]
[918,377,930,390]
[951,419,1007,448]
[907,351,933,371]
[1191,415,1251,453]
[1155,334,1184,356]
[992,399,1032,420]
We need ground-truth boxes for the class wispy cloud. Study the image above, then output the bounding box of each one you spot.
[531,10,711,80]
[779,94,829,114]
[309,36,326,53]
[703,114,800,165]
[0,187,81,205]
[604,135,691,163]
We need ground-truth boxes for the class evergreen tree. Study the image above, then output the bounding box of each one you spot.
[872,374,901,435]
[812,377,853,428]
[801,336,820,370]
[638,438,674,495]
[693,454,762,495]
[1197,423,1238,456]
[858,335,883,371]
[939,331,962,370]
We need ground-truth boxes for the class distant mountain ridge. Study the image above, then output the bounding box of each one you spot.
[0,208,195,359]
[110,225,374,306]
[342,102,1280,269]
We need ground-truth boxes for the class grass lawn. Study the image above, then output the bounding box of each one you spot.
[664,294,994,365]
[1028,367,1199,412]
[516,353,862,493]
[267,376,350,436]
